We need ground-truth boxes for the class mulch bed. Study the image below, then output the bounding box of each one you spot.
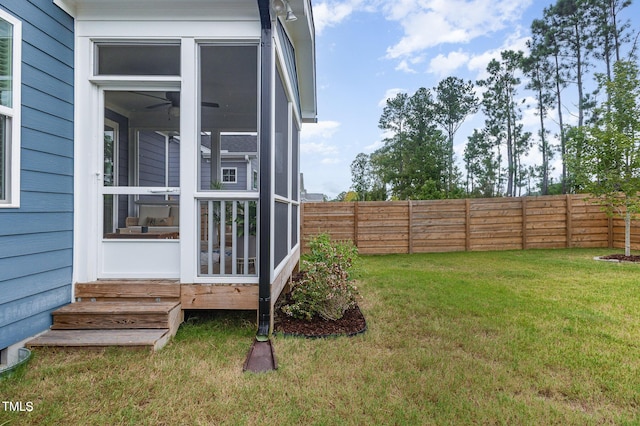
[597,254,640,263]
[274,304,367,338]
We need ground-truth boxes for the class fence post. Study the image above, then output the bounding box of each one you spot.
[566,194,573,248]
[408,200,413,254]
[353,201,359,248]
[522,197,528,250]
[465,198,471,251]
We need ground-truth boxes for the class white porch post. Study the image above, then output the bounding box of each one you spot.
[180,37,198,283]
[73,36,99,284]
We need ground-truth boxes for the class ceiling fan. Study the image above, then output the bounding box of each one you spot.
[138,91,220,110]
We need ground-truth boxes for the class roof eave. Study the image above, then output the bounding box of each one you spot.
[282,0,317,122]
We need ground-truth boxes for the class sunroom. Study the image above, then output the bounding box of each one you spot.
[60,0,316,332]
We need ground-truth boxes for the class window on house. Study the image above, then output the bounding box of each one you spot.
[95,43,180,76]
[0,11,20,208]
[222,168,237,183]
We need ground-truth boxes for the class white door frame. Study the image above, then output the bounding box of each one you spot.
[96,85,184,279]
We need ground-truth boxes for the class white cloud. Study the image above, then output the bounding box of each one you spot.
[301,120,340,140]
[301,120,341,158]
[313,0,534,76]
[382,0,533,65]
[385,11,469,59]
[301,142,339,155]
[313,0,368,35]
[467,33,531,81]
[428,50,471,77]
[395,59,418,74]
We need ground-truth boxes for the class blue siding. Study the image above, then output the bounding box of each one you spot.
[0,311,56,352]
[0,286,71,329]
[22,128,73,157]
[0,232,73,259]
[138,131,167,186]
[0,1,73,350]
[169,139,180,187]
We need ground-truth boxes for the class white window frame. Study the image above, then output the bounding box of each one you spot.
[0,10,21,208]
[221,167,237,183]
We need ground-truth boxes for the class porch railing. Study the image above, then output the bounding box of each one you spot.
[198,198,258,277]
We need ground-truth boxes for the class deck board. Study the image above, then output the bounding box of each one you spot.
[75,281,180,301]
[181,284,259,310]
[51,302,181,330]
[26,329,170,351]
[54,301,178,314]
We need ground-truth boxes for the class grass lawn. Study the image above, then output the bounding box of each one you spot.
[2,248,640,425]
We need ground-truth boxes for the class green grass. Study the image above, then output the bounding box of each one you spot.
[2,249,640,425]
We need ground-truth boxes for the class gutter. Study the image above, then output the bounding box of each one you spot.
[257,0,272,339]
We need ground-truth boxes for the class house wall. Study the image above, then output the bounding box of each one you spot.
[0,1,73,352]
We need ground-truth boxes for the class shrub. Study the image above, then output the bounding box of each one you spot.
[282,234,358,321]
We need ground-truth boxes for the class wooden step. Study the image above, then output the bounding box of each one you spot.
[75,280,180,302]
[51,302,182,333]
[26,329,172,352]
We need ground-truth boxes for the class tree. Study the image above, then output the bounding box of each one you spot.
[350,153,372,201]
[375,92,413,198]
[477,50,530,197]
[350,152,387,201]
[373,90,448,199]
[432,77,479,196]
[464,129,500,197]
[572,61,640,256]
[524,22,557,195]
[591,0,633,84]
[552,0,597,128]
[534,13,570,192]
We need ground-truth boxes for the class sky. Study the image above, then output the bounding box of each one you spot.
[299,0,640,199]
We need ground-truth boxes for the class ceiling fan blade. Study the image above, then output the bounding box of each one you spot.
[201,101,220,108]
[133,92,169,102]
[146,102,171,109]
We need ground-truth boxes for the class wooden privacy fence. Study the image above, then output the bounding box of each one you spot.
[300,194,640,255]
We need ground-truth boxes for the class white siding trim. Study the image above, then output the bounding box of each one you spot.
[0,10,21,208]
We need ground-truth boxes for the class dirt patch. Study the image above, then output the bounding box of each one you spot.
[597,254,640,263]
[274,304,367,338]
